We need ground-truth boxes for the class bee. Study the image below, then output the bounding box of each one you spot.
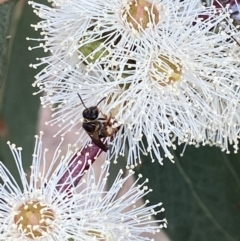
[78,93,120,152]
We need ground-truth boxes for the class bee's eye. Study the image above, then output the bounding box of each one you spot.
[90,108,98,119]
[83,107,99,120]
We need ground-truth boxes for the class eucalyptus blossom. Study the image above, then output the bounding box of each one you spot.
[28,0,240,165]
[0,133,167,240]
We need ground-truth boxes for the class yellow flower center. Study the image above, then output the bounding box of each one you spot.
[123,0,159,31]
[14,201,55,239]
[151,55,182,86]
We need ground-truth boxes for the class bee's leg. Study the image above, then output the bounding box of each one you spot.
[105,112,113,126]
[98,117,106,121]
[100,110,109,120]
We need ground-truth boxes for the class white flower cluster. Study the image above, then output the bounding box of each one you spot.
[0,134,166,240]
[28,0,240,165]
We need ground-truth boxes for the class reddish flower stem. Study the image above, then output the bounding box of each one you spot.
[56,142,103,193]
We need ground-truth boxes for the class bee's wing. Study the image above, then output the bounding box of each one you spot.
[89,131,108,152]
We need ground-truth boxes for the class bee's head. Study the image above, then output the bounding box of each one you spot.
[83,106,99,120]
[78,93,106,120]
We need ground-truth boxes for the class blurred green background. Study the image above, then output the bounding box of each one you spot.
[0,0,44,182]
[0,1,240,241]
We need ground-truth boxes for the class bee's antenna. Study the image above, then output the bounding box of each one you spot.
[77,93,89,110]
[96,97,106,106]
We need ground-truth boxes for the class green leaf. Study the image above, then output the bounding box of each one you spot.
[0,0,16,89]
[0,1,47,183]
[79,39,109,64]
[136,145,240,241]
